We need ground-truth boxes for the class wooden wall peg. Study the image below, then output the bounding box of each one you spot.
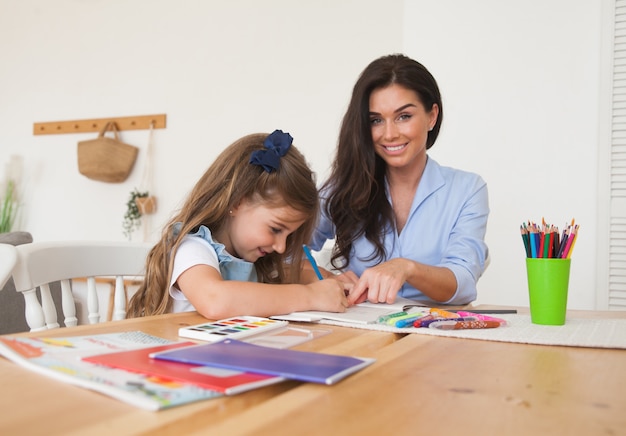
[33,114,166,135]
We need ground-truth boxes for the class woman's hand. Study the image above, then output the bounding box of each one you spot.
[347,258,458,305]
[347,258,411,305]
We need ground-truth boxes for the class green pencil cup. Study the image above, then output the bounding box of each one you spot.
[525,258,571,325]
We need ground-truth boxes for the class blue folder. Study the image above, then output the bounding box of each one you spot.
[150,339,375,385]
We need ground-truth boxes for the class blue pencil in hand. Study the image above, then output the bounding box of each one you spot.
[303,244,323,280]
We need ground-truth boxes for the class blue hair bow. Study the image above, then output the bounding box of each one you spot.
[249,129,293,173]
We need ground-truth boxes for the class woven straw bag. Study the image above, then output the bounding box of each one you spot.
[77,122,138,183]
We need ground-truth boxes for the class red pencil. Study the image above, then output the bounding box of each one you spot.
[566,225,579,259]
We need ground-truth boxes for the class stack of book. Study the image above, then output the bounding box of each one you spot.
[0,329,374,411]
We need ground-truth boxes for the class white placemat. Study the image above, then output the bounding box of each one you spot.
[316,315,626,349]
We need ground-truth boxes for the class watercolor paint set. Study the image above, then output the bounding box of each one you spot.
[179,316,289,342]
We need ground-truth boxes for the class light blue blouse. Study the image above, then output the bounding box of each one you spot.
[310,157,489,305]
[179,224,258,282]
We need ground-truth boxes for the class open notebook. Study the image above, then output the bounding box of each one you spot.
[271,297,426,324]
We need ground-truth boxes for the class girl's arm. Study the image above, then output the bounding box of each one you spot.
[177,264,348,319]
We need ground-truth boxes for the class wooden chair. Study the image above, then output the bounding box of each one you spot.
[11,241,151,332]
[0,243,17,289]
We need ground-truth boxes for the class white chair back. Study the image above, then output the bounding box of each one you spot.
[0,243,17,288]
[12,241,151,331]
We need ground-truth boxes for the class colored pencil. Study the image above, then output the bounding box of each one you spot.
[520,219,579,259]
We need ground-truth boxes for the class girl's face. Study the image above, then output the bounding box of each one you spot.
[225,199,306,262]
[369,84,439,173]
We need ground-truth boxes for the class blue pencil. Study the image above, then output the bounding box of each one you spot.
[529,228,537,258]
[303,244,323,280]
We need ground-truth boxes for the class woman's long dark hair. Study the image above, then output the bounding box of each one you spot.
[322,54,443,270]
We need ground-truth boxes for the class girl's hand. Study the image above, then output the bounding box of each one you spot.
[307,278,350,312]
[334,270,359,287]
[347,258,410,305]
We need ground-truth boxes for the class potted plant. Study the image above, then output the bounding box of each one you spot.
[0,180,17,233]
[135,194,157,215]
[122,188,158,240]
[122,189,147,240]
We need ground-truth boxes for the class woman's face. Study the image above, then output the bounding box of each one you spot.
[369,84,439,173]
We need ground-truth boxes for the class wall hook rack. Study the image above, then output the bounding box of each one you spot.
[33,114,166,135]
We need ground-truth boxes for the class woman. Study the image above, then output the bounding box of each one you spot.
[309,54,489,306]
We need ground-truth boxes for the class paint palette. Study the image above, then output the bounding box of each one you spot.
[178,316,289,342]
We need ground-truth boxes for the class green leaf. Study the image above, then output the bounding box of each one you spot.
[0,180,17,233]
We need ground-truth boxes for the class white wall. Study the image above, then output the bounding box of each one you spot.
[404,1,603,309]
[0,0,606,309]
[0,0,403,242]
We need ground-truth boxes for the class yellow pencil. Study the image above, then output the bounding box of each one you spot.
[566,225,579,259]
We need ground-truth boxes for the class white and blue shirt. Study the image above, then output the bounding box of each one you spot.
[169,225,257,313]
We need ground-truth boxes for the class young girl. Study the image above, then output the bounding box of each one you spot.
[127,130,349,319]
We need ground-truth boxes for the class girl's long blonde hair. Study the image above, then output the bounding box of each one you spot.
[127,132,319,317]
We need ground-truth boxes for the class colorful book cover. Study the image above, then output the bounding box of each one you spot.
[84,342,284,394]
[0,331,221,411]
[151,338,375,385]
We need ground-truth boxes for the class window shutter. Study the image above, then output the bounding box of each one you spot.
[607,0,626,309]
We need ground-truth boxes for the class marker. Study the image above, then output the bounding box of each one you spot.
[420,316,478,328]
[393,312,434,328]
[303,244,323,280]
[376,311,408,324]
[413,314,435,327]
[388,310,430,327]
[450,309,517,314]
[429,320,501,330]
[455,311,507,325]
[429,308,460,319]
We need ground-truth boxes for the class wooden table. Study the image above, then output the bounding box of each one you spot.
[0,308,624,435]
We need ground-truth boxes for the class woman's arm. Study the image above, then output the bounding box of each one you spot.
[347,258,457,304]
[348,179,489,305]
